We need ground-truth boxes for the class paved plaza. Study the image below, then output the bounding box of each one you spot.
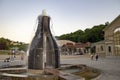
[0,55,26,68]
[61,55,120,80]
[0,55,120,80]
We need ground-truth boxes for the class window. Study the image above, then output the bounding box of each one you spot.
[108,46,111,53]
[114,27,120,55]
[101,46,103,51]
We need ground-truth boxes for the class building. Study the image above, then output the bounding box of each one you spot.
[104,15,120,56]
[57,40,91,55]
[93,15,120,56]
[57,40,75,47]
[91,41,105,56]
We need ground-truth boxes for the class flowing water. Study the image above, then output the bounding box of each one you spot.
[28,10,60,70]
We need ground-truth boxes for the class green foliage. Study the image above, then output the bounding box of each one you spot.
[0,37,28,51]
[0,50,10,55]
[58,23,107,43]
[17,44,28,51]
[0,37,11,50]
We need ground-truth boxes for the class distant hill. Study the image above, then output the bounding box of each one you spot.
[57,22,109,43]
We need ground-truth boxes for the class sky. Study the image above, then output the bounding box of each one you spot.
[0,0,120,43]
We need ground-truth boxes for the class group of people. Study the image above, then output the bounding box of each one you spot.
[4,50,25,62]
[4,50,16,62]
[90,54,99,61]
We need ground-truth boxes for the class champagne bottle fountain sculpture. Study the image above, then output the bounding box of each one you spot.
[28,10,60,70]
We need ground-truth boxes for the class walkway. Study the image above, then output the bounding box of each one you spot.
[61,55,120,80]
[0,55,120,80]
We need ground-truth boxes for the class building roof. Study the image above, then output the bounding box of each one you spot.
[93,40,105,44]
[62,42,90,48]
[103,15,120,31]
[56,40,75,46]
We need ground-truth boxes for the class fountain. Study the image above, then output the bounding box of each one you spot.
[0,10,61,80]
[28,10,60,71]
[0,10,92,80]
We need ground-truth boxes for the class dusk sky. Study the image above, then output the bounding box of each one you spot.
[0,0,120,43]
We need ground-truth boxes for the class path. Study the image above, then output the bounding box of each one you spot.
[0,55,120,80]
[61,55,120,80]
[0,55,27,68]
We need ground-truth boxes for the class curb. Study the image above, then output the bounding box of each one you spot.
[91,74,102,80]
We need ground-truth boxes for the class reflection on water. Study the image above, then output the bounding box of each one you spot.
[61,68,80,73]
[0,74,59,80]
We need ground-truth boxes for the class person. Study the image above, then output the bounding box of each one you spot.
[95,54,99,61]
[12,50,16,58]
[90,54,94,60]
[21,53,24,60]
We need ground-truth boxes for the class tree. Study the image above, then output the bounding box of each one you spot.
[57,23,107,43]
[0,37,28,51]
[0,37,10,50]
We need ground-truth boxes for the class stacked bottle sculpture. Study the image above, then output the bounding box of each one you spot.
[28,11,60,70]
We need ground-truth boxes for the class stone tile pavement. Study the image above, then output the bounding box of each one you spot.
[0,55,120,80]
[61,55,120,80]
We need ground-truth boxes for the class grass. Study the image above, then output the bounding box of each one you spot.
[0,50,10,55]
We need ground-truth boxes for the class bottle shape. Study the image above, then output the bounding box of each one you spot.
[28,11,60,70]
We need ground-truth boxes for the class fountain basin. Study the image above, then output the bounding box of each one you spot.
[0,64,86,80]
[0,68,59,80]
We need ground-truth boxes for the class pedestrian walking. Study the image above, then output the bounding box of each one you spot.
[12,50,16,58]
[90,54,94,60]
[95,54,99,61]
